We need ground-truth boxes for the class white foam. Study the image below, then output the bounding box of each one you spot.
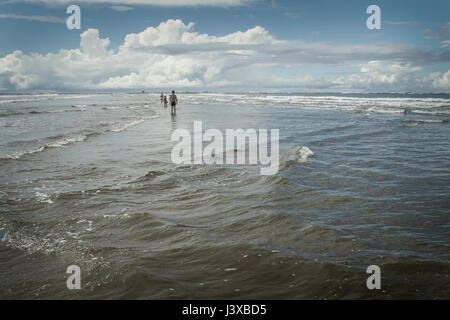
[111,115,158,133]
[35,192,54,204]
[0,146,45,160]
[0,135,87,160]
[46,135,87,148]
[111,119,145,132]
[289,146,314,163]
[176,93,450,115]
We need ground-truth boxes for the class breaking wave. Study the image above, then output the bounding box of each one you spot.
[0,135,88,160]
[288,146,314,163]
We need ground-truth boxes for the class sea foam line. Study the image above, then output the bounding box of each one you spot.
[110,115,159,133]
[0,135,88,160]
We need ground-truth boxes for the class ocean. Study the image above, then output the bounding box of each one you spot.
[0,92,449,299]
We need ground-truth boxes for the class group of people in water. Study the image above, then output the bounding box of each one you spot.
[160,91,178,115]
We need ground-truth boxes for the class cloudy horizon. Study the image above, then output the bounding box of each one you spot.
[1,0,449,93]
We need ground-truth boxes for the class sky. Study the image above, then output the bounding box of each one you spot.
[0,0,449,93]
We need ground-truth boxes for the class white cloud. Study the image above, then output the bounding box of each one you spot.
[122,20,272,48]
[110,5,134,11]
[0,13,65,23]
[0,19,448,92]
[20,0,252,6]
[384,21,419,25]
[431,71,450,90]
[441,40,450,48]
[80,28,111,57]
[333,61,430,92]
[423,23,450,40]
[438,22,450,38]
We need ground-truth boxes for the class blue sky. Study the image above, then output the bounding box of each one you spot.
[0,0,449,92]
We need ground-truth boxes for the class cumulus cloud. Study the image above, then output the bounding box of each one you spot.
[333,61,430,92]
[0,19,449,92]
[80,28,111,58]
[431,71,450,90]
[122,20,273,49]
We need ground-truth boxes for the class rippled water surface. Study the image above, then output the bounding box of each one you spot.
[1,92,449,299]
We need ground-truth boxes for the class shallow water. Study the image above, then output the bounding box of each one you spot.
[0,92,449,299]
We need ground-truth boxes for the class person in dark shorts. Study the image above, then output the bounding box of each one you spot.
[169,90,178,115]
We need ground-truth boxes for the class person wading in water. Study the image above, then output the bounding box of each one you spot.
[169,90,178,115]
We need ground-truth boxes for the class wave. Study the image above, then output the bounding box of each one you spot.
[404,119,448,125]
[0,134,88,160]
[35,192,54,204]
[0,216,109,274]
[102,106,122,110]
[0,111,27,117]
[110,119,145,133]
[1,113,158,160]
[311,128,392,144]
[0,94,59,104]
[0,146,46,159]
[0,108,91,118]
[0,110,53,117]
[109,115,159,133]
[46,135,88,148]
[132,170,167,182]
[178,93,450,116]
[0,94,106,105]
[288,146,314,163]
